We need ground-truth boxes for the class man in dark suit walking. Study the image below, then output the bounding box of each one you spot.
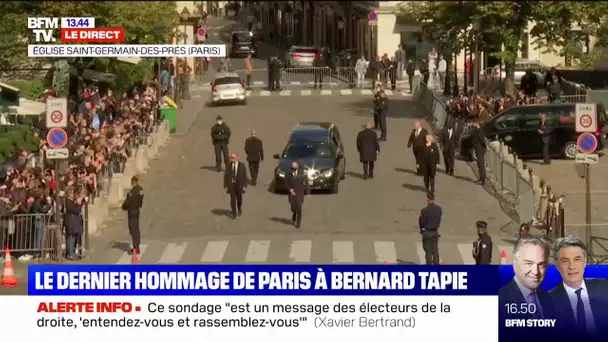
[469,121,487,185]
[285,160,309,228]
[407,121,428,175]
[538,114,552,165]
[498,236,554,319]
[550,236,608,337]
[356,121,380,179]
[440,123,458,175]
[223,152,247,219]
[244,130,264,186]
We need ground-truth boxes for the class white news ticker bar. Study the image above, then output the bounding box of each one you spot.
[28,44,226,58]
[61,17,96,28]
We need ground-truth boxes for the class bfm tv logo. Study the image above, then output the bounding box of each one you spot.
[28,17,125,43]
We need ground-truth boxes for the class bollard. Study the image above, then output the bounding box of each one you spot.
[538,179,548,222]
[86,204,98,235]
[122,160,136,189]
[135,146,149,174]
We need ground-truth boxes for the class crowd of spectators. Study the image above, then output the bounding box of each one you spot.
[0,82,159,260]
[443,67,567,124]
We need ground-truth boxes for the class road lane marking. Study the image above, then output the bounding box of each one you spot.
[374,241,397,263]
[245,240,270,262]
[279,90,291,96]
[384,90,393,96]
[290,81,301,85]
[289,240,312,262]
[415,242,426,264]
[245,90,251,96]
[321,90,332,96]
[158,242,187,263]
[116,244,148,264]
[332,241,354,263]
[340,89,352,95]
[253,81,264,85]
[301,90,311,96]
[260,90,271,96]
[457,243,476,265]
[361,89,372,95]
[201,240,229,263]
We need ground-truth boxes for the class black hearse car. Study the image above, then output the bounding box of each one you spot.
[460,103,606,160]
[272,122,346,194]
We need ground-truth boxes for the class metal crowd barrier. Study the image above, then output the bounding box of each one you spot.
[0,213,61,259]
[232,67,398,89]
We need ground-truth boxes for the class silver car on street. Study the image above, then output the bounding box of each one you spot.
[285,46,319,68]
[210,73,247,106]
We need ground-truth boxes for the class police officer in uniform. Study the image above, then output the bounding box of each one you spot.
[244,130,264,186]
[121,176,144,257]
[473,221,493,265]
[210,115,231,172]
[373,89,389,141]
[470,121,486,185]
[418,192,442,265]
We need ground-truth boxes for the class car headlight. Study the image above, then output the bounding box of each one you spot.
[322,170,333,177]
[276,169,286,177]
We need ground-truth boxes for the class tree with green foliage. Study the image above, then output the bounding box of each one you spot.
[397,1,608,93]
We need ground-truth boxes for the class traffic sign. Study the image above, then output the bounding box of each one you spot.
[575,153,599,164]
[576,132,598,154]
[197,26,207,41]
[46,97,67,128]
[575,103,597,133]
[368,11,377,26]
[46,127,68,149]
[46,148,69,160]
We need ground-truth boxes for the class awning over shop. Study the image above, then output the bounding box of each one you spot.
[393,15,422,33]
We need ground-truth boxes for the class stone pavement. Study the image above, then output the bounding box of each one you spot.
[90,92,517,265]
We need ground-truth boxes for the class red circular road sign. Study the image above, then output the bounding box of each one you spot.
[579,114,593,128]
[50,110,63,124]
[577,132,598,154]
[368,11,377,21]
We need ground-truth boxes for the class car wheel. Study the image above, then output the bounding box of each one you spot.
[331,180,339,194]
[270,181,279,194]
[340,164,346,180]
[563,141,578,160]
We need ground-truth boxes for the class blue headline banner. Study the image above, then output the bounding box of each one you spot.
[28,265,500,296]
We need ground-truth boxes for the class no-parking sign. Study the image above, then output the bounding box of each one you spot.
[46,97,68,128]
[575,103,597,133]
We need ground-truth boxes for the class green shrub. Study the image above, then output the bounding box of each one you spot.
[5,78,47,100]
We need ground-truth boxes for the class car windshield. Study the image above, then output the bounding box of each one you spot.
[284,143,334,159]
[214,77,241,86]
[291,47,317,54]
[232,32,252,42]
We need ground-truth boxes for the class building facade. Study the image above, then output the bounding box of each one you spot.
[256,1,378,60]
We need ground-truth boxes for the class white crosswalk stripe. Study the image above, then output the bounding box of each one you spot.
[340,89,352,95]
[253,81,264,85]
[260,90,271,96]
[384,90,393,96]
[321,90,332,96]
[301,90,312,96]
[279,90,291,96]
[289,240,312,262]
[116,244,148,264]
[457,243,476,265]
[374,241,397,263]
[245,90,252,96]
[361,89,372,95]
[290,81,301,85]
[158,243,187,264]
[201,240,229,263]
[245,240,270,262]
[107,238,514,265]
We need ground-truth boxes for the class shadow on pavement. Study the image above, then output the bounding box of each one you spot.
[269,217,293,225]
[211,208,233,218]
[402,183,427,192]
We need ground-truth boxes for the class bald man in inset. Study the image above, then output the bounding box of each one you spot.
[244,130,264,186]
[356,121,380,179]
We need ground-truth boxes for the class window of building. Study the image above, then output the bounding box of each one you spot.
[284,11,294,37]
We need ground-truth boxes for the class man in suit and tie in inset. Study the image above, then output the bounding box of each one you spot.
[285,160,309,228]
[244,130,264,186]
[499,236,555,319]
[224,152,247,219]
[407,121,428,175]
[440,123,458,175]
[550,235,608,337]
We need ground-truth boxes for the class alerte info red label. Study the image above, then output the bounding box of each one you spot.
[61,28,124,43]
